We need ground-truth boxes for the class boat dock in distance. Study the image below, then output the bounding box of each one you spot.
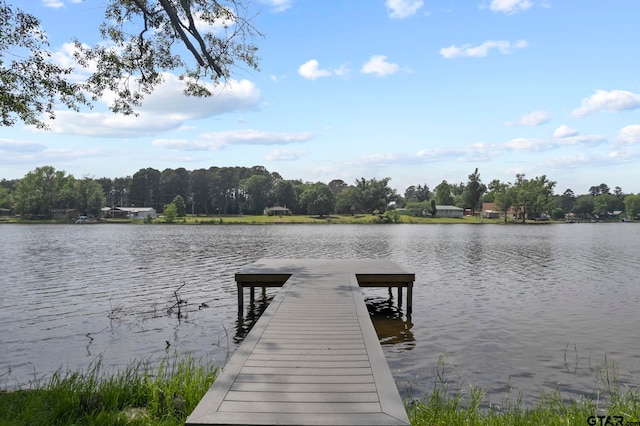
[186,258,415,426]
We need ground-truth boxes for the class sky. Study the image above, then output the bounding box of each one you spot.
[2,0,640,196]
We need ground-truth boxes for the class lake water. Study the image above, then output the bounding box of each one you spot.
[1,223,638,406]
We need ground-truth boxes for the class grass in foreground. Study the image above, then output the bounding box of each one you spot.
[0,355,216,426]
[408,357,640,426]
[2,355,638,426]
[408,385,640,425]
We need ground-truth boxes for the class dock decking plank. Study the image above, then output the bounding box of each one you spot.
[186,259,412,426]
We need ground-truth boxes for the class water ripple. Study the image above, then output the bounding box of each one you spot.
[1,223,638,406]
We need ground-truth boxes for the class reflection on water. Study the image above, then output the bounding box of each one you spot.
[366,296,415,351]
[1,223,639,407]
[234,294,274,343]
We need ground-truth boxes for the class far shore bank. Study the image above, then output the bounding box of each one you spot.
[0,214,613,225]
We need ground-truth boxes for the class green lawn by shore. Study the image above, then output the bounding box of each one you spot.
[172,214,508,225]
[1,212,609,225]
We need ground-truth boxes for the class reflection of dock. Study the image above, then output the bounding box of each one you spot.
[367,298,415,350]
[186,259,414,425]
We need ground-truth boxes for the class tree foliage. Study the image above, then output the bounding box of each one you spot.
[240,173,273,215]
[1,0,261,127]
[434,180,454,206]
[464,168,486,214]
[404,184,430,204]
[592,193,617,217]
[163,202,177,223]
[172,194,187,217]
[335,186,362,215]
[14,166,71,218]
[6,165,638,223]
[298,182,335,216]
[512,174,556,222]
[559,188,576,213]
[589,183,610,197]
[74,178,107,217]
[75,0,261,115]
[573,194,595,219]
[624,194,640,219]
[355,177,397,213]
[493,183,515,223]
[404,200,431,217]
[271,180,298,212]
[0,2,88,128]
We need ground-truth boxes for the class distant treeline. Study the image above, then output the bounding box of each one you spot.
[1,165,639,221]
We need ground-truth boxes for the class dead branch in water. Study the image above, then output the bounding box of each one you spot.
[168,282,188,318]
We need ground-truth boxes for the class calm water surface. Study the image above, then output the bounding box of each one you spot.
[1,223,638,405]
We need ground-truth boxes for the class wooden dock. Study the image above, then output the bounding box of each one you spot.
[186,259,414,426]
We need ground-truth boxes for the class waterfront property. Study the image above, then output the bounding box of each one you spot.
[434,205,464,218]
[101,206,157,219]
[186,259,414,425]
[263,206,292,216]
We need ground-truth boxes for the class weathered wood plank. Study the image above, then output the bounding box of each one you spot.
[248,353,369,361]
[243,360,371,368]
[239,366,373,376]
[218,401,382,414]
[191,412,408,426]
[224,390,380,403]
[230,382,377,392]
[249,348,367,356]
[234,373,375,384]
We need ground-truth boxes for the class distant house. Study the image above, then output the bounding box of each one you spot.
[481,202,501,219]
[0,208,11,216]
[264,206,291,216]
[102,206,157,219]
[434,205,464,218]
[481,202,517,219]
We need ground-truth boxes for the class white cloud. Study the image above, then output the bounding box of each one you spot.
[0,139,47,153]
[52,43,262,124]
[154,130,314,151]
[554,124,578,138]
[558,135,606,147]
[572,89,640,117]
[361,55,400,76]
[506,110,550,126]
[505,137,556,151]
[615,125,640,145]
[49,111,181,137]
[440,40,527,58]
[505,134,604,151]
[489,0,533,15]
[42,0,64,8]
[298,60,331,80]
[352,153,405,166]
[265,148,308,161]
[298,59,348,80]
[47,75,261,137]
[140,75,260,119]
[260,0,293,13]
[386,0,424,19]
[416,142,498,163]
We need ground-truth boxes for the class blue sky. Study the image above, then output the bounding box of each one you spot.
[2,0,640,195]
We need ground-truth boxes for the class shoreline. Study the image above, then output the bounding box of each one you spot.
[0,214,604,225]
